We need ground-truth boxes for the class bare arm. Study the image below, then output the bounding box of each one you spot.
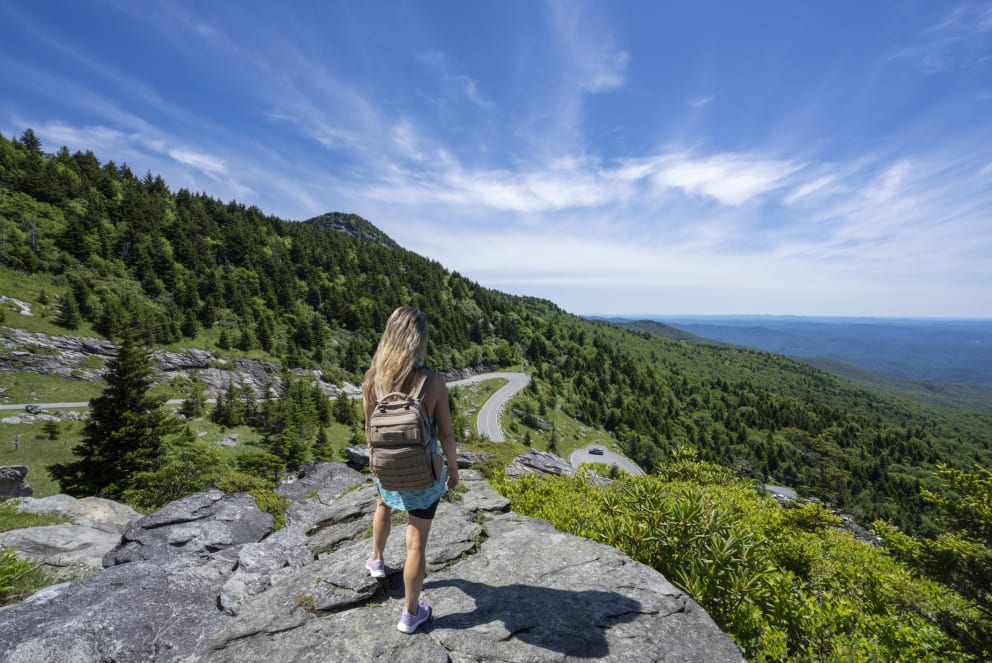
[428,373,459,489]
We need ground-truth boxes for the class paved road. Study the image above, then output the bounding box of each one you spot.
[448,372,530,441]
[569,446,644,476]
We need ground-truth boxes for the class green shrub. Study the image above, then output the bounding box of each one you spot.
[0,549,51,604]
[496,461,980,661]
[214,471,289,530]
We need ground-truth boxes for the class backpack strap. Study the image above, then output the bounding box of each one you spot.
[410,370,430,400]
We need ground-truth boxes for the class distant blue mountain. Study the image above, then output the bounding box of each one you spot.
[613,316,992,390]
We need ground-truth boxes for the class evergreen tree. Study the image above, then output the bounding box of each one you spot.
[179,371,207,419]
[333,391,355,425]
[312,427,335,462]
[49,330,179,499]
[42,419,60,440]
[54,294,82,330]
[122,427,223,509]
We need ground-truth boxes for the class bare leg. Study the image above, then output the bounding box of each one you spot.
[404,514,433,614]
[372,498,391,561]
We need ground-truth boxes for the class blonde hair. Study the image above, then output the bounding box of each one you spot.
[363,306,429,402]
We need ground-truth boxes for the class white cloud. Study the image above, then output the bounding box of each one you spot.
[457,75,495,110]
[546,0,629,93]
[890,3,992,73]
[168,148,227,178]
[650,153,803,206]
[783,175,839,205]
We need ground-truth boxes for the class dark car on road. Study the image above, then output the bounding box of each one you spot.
[589,447,605,455]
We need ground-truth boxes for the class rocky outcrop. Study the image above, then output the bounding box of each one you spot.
[0,462,744,662]
[103,490,275,566]
[504,449,575,478]
[0,329,360,401]
[13,494,140,533]
[0,466,32,500]
[0,494,142,578]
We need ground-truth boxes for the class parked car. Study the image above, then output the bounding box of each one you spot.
[589,447,605,455]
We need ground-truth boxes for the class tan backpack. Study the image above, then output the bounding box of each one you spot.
[367,372,441,490]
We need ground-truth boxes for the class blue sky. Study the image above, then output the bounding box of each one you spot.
[2,1,991,318]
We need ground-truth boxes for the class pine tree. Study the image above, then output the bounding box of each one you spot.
[312,427,335,462]
[42,419,60,440]
[54,294,82,330]
[333,391,355,425]
[49,330,179,499]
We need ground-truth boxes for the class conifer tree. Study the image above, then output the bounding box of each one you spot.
[333,391,355,425]
[49,330,179,499]
[54,294,82,330]
[312,427,335,462]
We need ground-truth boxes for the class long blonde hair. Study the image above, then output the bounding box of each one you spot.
[363,306,429,402]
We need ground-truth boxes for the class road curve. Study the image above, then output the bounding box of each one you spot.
[447,372,530,441]
[569,446,644,477]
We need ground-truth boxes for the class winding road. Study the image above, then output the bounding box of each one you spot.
[447,372,531,441]
[568,446,645,477]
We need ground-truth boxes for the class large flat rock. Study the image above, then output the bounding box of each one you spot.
[0,461,743,663]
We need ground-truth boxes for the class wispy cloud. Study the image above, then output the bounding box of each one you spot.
[648,153,803,206]
[891,2,992,73]
[546,0,629,93]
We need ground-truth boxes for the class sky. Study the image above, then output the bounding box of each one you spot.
[2,1,991,318]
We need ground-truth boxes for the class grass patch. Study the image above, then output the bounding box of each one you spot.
[0,372,102,404]
[1,548,53,606]
[0,420,83,497]
[0,501,72,532]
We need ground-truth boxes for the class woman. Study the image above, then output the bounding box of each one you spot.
[363,306,460,634]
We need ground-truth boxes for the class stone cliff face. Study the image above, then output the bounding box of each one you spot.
[0,462,743,662]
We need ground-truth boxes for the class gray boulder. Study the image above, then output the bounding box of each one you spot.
[0,465,32,500]
[103,489,274,566]
[343,445,370,466]
[14,494,141,533]
[504,449,575,478]
[0,557,232,663]
[0,524,121,572]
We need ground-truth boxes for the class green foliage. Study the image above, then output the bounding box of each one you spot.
[333,391,356,425]
[121,428,225,510]
[0,548,51,605]
[48,330,181,500]
[873,464,992,656]
[41,419,60,440]
[213,471,288,530]
[177,372,208,419]
[496,457,984,661]
[234,450,286,485]
[54,293,81,329]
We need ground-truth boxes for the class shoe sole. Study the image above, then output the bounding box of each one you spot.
[367,569,385,578]
[397,606,431,633]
